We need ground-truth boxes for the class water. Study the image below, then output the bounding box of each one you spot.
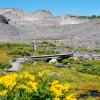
[80,91,100,99]
[8,57,31,72]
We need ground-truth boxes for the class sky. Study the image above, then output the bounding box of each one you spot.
[0,0,100,16]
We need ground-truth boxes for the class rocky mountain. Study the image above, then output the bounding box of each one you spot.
[0,8,26,21]
[0,8,88,24]
[0,8,100,49]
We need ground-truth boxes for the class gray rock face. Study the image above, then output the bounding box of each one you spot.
[56,15,88,25]
[72,51,100,60]
[0,15,9,24]
[0,8,100,49]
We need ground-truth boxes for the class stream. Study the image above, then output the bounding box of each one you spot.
[8,57,31,72]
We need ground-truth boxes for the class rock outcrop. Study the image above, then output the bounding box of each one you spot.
[0,15,9,24]
[0,8,26,21]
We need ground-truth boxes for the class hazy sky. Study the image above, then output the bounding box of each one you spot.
[0,0,100,16]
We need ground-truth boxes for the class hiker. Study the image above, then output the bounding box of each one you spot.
[32,44,37,56]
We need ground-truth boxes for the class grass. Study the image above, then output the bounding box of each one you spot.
[61,59,100,75]
[0,49,12,63]
[0,43,100,99]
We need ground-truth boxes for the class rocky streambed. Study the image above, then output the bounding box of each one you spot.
[72,51,100,60]
[8,51,100,72]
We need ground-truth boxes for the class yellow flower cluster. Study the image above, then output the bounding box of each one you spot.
[0,71,76,99]
[27,81,38,91]
[17,81,38,92]
[0,73,18,90]
[16,71,38,92]
[0,71,38,96]
[50,80,71,98]
[20,71,35,81]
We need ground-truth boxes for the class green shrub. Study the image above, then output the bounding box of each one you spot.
[0,62,12,69]
[9,50,31,57]
[66,60,100,75]
[77,65,100,75]
[61,58,74,64]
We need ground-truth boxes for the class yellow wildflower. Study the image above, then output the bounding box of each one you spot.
[17,84,32,92]
[19,74,23,79]
[50,80,63,97]
[55,90,63,97]
[50,85,57,91]
[50,80,71,98]
[0,71,38,93]
[65,94,77,100]
[63,83,71,91]
[54,97,60,100]
[51,80,59,85]
[27,81,38,91]
[0,73,17,90]
[0,90,8,96]
[27,88,32,92]
[22,71,29,75]
[21,71,35,81]
[17,84,28,90]
[38,71,44,77]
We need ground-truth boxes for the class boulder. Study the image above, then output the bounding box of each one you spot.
[0,15,9,24]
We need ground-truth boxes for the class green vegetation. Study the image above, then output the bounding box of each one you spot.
[61,59,100,76]
[37,42,57,55]
[77,64,100,75]
[93,49,100,53]
[61,58,74,64]
[0,43,100,100]
[0,43,32,59]
[77,60,100,75]
[0,61,12,69]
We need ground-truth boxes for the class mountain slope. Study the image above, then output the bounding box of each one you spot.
[0,8,100,49]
